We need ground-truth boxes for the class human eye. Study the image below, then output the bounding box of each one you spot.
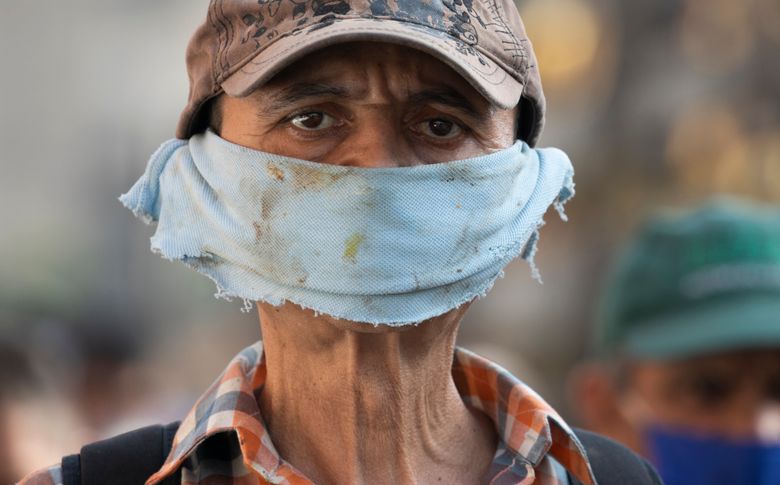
[413,118,464,140]
[685,371,739,409]
[289,111,338,131]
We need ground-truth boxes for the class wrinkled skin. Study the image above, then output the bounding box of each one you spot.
[219,42,518,485]
[219,43,516,165]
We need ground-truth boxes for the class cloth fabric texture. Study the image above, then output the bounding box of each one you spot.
[120,130,574,326]
[572,430,662,485]
[128,342,595,485]
[23,426,667,485]
[646,424,780,485]
[50,421,664,485]
[132,342,595,484]
[23,343,598,484]
[23,424,669,485]
[18,344,598,484]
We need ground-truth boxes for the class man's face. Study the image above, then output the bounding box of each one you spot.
[624,349,780,441]
[219,42,518,165]
[574,347,780,457]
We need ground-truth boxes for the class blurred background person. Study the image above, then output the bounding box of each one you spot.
[0,332,36,484]
[570,198,780,485]
[1,0,778,480]
[0,311,166,480]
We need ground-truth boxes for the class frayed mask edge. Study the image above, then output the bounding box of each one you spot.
[521,169,576,284]
[118,138,188,225]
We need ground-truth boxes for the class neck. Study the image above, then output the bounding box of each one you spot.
[256,302,496,485]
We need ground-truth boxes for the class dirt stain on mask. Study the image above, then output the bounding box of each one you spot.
[343,232,366,264]
[266,162,285,182]
[291,163,353,191]
[234,177,310,286]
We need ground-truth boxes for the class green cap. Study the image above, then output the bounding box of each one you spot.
[596,198,780,359]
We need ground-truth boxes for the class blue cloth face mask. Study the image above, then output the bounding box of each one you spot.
[120,130,574,325]
[647,425,780,485]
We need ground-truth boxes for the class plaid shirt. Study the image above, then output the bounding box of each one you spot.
[21,342,596,485]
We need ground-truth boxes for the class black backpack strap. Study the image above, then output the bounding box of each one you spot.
[61,421,181,485]
[61,454,81,485]
[567,428,663,485]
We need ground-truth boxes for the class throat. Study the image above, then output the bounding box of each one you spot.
[256,301,497,485]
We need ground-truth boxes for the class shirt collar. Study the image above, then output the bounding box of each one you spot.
[147,342,596,485]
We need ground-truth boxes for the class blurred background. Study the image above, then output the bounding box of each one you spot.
[1,0,778,480]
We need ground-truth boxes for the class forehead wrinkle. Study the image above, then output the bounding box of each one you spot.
[255,47,500,125]
[263,82,354,112]
[260,42,494,106]
[262,54,371,97]
[258,79,380,119]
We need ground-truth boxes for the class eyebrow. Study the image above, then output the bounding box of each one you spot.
[265,83,353,113]
[408,89,487,121]
[263,83,489,121]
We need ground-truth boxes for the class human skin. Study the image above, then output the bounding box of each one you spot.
[219,42,518,484]
[571,348,780,456]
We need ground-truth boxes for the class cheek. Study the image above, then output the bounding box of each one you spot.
[220,114,322,160]
[629,368,693,425]
[258,134,336,161]
[410,140,489,163]
[632,370,745,434]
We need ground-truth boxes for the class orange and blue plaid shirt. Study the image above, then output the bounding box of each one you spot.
[23,342,597,485]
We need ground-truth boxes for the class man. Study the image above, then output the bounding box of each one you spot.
[22,1,660,484]
[571,199,780,485]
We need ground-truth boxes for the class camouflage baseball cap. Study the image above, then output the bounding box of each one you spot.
[178,0,545,145]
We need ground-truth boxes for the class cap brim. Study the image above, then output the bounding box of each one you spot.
[221,17,523,110]
[622,294,780,359]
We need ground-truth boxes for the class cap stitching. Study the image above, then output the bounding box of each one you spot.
[208,0,226,88]
[484,0,527,74]
[207,0,218,88]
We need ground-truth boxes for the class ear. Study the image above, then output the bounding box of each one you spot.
[566,360,643,452]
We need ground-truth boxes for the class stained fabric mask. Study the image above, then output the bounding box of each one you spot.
[120,130,574,325]
[646,425,780,485]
